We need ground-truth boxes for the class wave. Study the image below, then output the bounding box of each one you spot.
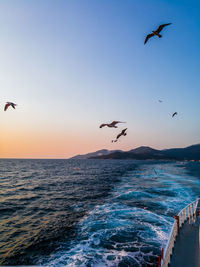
[42,162,200,266]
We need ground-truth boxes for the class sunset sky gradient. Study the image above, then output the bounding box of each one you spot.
[1,0,200,158]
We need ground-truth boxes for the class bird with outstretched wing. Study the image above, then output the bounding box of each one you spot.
[4,102,17,111]
[144,23,172,44]
[99,121,126,129]
[112,128,127,143]
[172,112,178,118]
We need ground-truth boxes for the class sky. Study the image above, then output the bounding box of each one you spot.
[1,0,200,158]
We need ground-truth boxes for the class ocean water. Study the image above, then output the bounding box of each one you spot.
[0,159,200,266]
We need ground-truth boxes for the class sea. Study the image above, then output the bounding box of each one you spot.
[0,159,200,266]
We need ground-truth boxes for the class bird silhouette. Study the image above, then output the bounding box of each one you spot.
[172,112,178,118]
[112,128,127,142]
[144,23,172,44]
[154,169,158,179]
[99,121,126,128]
[158,100,163,103]
[4,102,17,111]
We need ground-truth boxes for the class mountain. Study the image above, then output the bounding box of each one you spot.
[88,144,200,160]
[163,144,200,160]
[129,146,164,156]
[90,149,170,160]
[69,149,122,159]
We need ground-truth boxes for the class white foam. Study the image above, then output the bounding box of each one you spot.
[42,162,200,266]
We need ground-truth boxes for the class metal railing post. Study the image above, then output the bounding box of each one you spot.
[174,215,180,234]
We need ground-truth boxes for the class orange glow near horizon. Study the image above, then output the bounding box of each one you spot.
[1,124,195,159]
[0,126,121,159]
[1,106,199,159]
[0,129,97,159]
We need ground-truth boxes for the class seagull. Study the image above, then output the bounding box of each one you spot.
[4,102,17,111]
[116,128,127,139]
[154,169,158,179]
[112,128,127,142]
[144,23,172,44]
[172,112,178,118]
[99,121,126,129]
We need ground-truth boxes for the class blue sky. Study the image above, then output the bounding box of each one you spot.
[1,0,200,158]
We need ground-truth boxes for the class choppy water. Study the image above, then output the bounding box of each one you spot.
[0,159,200,266]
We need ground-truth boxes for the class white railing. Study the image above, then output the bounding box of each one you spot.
[161,198,199,267]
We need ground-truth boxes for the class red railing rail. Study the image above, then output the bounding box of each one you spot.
[160,198,199,267]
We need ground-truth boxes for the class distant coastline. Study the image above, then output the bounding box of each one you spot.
[70,144,200,161]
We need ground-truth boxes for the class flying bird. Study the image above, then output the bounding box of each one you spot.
[112,128,127,143]
[144,23,172,44]
[99,121,126,129]
[4,102,17,111]
[154,169,158,179]
[158,100,163,103]
[172,112,178,118]
[116,128,127,140]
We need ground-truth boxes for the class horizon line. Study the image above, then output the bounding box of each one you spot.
[1,143,199,160]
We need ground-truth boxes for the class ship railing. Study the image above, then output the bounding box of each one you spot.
[160,198,200,267]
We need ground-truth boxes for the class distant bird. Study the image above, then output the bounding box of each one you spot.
[158,100,163,103]
[144,23,172,44]
[154,169,158,179]
[100,121,126,129]
[112,128,127,143]
[172,112,178,118]
[4,102,17,111]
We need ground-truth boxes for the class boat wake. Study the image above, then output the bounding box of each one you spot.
[41,162,200,266]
